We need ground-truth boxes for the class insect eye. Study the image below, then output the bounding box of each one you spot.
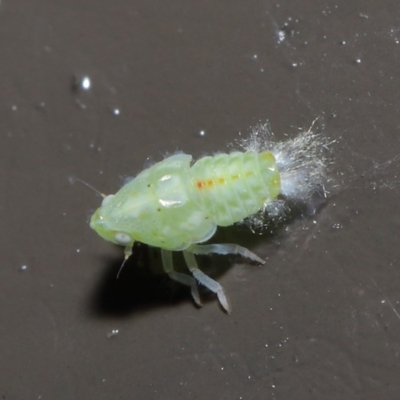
[102,194,115,206]
[114,232,132,245]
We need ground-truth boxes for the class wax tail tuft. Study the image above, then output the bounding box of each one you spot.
[272,130,331,203]
[236,121,334,228]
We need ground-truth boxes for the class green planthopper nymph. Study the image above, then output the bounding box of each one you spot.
[90,123,331,313]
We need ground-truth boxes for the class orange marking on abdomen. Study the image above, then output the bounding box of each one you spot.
[196,177,226,190]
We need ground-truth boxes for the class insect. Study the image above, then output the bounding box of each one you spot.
[90,123,330,313]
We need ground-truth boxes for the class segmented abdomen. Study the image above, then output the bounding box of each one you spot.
[188,151,281,226]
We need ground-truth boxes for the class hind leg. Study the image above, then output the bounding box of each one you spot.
[161,249,202,307]
[186,243,265,264]
[182,250,231,314]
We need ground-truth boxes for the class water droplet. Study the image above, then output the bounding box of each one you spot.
[198,130,206,137]
[20,265,27,271]
[355,58,362,64]
[113,108,120,115]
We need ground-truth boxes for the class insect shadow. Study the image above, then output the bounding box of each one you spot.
[88,194,323,317]
[88,232,265,317]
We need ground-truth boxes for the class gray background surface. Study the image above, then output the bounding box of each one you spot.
[1,1,400,399]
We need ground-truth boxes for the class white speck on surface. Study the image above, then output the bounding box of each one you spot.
[81,76,91,90]
[198,130,206,137]
[73,75,92,93]
[75,99,87,109]
[113,108,120,115]
[277,30,286,43]
[20,265,27,271]
[107,329,119,338]
[332,223,343,230]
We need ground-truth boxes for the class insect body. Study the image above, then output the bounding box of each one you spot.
[90,126,329,313]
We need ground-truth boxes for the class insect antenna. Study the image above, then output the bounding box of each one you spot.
[70,176,106,198]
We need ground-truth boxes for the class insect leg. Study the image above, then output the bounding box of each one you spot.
[187,244,265,265]
[182,250,231,314]
[161,249,202,307]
